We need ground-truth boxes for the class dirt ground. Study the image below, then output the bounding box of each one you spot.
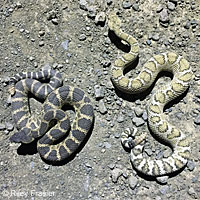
[0,0,199,199]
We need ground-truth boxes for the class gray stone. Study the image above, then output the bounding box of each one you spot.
[122,1,132,9]
[187,160,195,171]
[134,107,143,117]
[39,41,44,46]
[79,0,88,10]
[106,0,113,5]
[132,4,139,11]
[0,123,6,130]
[152,33,160,41]
[95,12,106,25]
[87,6,96,19]
[167,1,176,11]
[61,40,69,50]
[194,114,200,125]
[104,142,111,149]
[132,117,145,127]
[94,85,104,99]
[128,175,138,189]
[52,18,58,25]
[159,185,169,194]
[111,168,123,183]
[157,176,169,184]
[144,148,153,156]
[117,114,124,123]
[79,34,86,41]
[44,164,49,170]
[142,111,148,121]
[184,20,191,29]
[157,4,163,12]
[188,187,197,198]
[99,100,107,114]
[159,8,169,23]
[5,122,14,131]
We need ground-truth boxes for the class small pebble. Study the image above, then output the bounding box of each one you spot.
[194,114,200,125]
[104,142,111,149]
[111,168,123,183]
[95,12,106,25]
[187,160,195,171]
[152,33,160,41]
[157,4,163,12]
[61,40,69,50]
[79,0,88,10]
[79,34,86,41]
[134,107,143,117]
[99,100,107,114]
[128,175,138,190]
[132,117,145,127]
[0,123,6,130]
[159,185,169,194]
[5,122,14,131]
[39,41,44,46]
[159,8,169,23]
[94,85,104,99]
[167,1,176,11]
[44,164,49,170]
[117,115,124,123]
[132,4,139,11]
[52,18,59,25]
[122,1,132,9]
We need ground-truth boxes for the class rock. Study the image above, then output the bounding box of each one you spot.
[52,18,58,25]
[187,160,195,171]
[128,175,138,190]
[106,0,112,5]
[167,1,176,11]
[79,34,86,41]
[99,100,107,114]
[159,8,169,23]
[117,114,124,123]
[122,1,132,9]
[87,6,96,19]
[159,185,169,194]
[39,41,44,46]
[157,4,163,13]
[132,3,139,11]
[111,168,123,183]
[134,107,143,117]
[0,123,6,130]
[144,148,153,156]
[142,111,148,121]
[184,20,191,29]
[194,114,200,125]
[152,33,160,41]
[132,117,145,127]
[94,85,104,99]
[95,12,106,25]
[61,40,69,50]
[104,142,111,149]
[44,164,49,170]
[5,122,14,131]
[188,187,197,198]
[79,0,88,10]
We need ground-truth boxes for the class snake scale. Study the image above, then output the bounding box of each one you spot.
[108,12,193,179]
[9,69,94,162]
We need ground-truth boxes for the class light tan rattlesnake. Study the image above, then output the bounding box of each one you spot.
[108,11,193,180]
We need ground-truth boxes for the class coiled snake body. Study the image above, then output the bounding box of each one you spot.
[9,69,94,162]
[108,12,193,179]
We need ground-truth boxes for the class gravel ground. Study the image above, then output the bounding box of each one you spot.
[0,0,199,199]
